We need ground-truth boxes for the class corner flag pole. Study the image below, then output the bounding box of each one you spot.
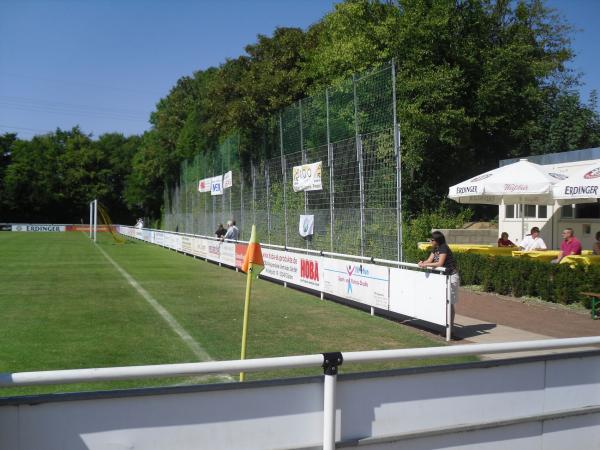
[239,224,263,382]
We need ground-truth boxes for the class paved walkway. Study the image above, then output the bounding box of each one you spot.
[452,288,600,359]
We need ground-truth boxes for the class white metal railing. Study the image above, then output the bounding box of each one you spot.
[2,337,599,450]
[120,225,446,272]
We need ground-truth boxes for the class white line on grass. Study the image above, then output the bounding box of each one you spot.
[94,242,232,380]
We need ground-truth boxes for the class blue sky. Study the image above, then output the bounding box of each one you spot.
[0,0,598,139]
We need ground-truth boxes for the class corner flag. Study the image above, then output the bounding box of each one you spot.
[241,225,263,273]
[239,225,263,381]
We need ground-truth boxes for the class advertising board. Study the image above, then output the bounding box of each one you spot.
[11,224,66,232]
[154,231,165,246]
[207,240,221,262]
[219,242,236,267]
[235,243,248,269]
[261,248,323,291]
[322,259,389,309]
[389,268,448,326]
[190,237,208,258]
[181,235,193,254]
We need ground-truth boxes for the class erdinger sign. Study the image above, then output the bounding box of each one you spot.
[12,224,66,232]
[456,186,477,194]
[564,186,598,196]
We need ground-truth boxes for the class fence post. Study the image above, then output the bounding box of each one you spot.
[265,164,271,244]
[326,87,334,253]
[322,352,343,450]
[353,74,365,257]
[240,168,244,241]
[299,99,308,249]
[392,59,402,263]
[279,113,289,248]
[228,139,232,220]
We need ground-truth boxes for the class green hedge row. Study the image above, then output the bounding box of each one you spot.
[416,251,600,308]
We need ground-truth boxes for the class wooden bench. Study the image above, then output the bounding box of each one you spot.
[581,292,600,320]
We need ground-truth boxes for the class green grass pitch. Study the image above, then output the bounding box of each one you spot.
[0,232,475,396]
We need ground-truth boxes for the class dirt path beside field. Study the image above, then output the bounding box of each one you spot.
[456,288,600,339]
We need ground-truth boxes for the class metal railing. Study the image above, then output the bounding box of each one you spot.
[2,337,599,450]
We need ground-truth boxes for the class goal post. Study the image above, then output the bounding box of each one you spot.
[89,199,97,242]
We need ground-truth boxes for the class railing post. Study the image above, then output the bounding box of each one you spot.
[322,352,343,450]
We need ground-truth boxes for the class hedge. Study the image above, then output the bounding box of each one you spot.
[416,251,600,309]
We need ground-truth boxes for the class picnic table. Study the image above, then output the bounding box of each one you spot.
[418,243,598,266]
[580,292,600,320]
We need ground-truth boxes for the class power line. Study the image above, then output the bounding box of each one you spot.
[0,124,53,133]
[0,103,150,122]
[0,71,165,97]
[0,95,148,115]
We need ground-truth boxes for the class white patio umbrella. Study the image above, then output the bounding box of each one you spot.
[448,159,558,240]
[552,159,600,205]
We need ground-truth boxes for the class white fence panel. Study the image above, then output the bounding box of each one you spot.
[322,259,389,309]
[389,268,448,326]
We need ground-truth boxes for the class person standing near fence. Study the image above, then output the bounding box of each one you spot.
[223,220,240,241]
[418,231,459,335]
[215,223,226,239]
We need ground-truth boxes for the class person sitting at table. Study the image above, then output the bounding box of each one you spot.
[518,227,547,251]
[551,228,582,263]
[497,232,516,247]
[593,231,600,255]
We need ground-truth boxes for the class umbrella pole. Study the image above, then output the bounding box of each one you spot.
[521,203,525,241]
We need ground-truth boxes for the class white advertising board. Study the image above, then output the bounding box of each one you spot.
[206,240,221,262]
[219,242,236,267]
[154,231,165,247]
[164,233,176,249]
[389,268,448,326]
[181,235,193,254]
[172,234,182,252]
[211,175,223,196]
[223,170,233,189]
[322,259,389,309]
[198,178,211,193]
[261,249,323,291]
[11,224,66,232]
[189,237,206,258]
[292,161,322,192]
[135,228,143,240]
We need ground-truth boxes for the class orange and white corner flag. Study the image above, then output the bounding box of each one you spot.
[241,225,263,273]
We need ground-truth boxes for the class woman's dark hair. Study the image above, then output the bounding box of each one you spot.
[431,231,446,246]
[530,226,540,233]
[501,232,508,238]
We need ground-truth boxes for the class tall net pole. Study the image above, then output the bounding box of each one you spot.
[326,87,334,253]
[392,59,402,262]
[353,74,365,257]
[279,114,289,248]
